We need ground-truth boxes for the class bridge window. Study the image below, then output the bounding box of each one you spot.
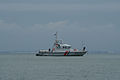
[62,46,71,49]
[68,46,71,48]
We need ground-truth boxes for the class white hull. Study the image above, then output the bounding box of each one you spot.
[36,51,87,56]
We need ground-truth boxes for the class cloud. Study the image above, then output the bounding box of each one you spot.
[0,19,119,52]
[26,20,68,32]
[0,20,21,32]
[0,20,68,34]
[0,20,69,50]
[0,19,117,34]
[34,20,68,28]
[0,3,120,12]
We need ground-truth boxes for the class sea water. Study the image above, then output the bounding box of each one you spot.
[0,53,120,80]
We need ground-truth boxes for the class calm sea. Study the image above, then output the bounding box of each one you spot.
[0,53,120,80]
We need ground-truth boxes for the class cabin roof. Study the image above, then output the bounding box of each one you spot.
[60,44,71,47]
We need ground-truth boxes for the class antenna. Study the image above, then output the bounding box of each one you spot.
[54,32,58,43]
[81,41,85,47]
[56,32,58,41]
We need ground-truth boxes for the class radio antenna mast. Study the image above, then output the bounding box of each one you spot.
[54,32,58,43]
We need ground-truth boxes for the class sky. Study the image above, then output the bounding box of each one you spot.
[0,0,120,53]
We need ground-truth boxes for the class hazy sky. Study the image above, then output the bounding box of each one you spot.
[0,0,120,53]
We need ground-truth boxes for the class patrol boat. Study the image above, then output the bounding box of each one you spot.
[36,32,87,56]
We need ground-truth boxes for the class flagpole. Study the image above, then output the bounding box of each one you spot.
[55,32,58,43]
[54,32,58,44]
[56,32,58,41]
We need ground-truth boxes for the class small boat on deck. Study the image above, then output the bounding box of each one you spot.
[36,32,87,56]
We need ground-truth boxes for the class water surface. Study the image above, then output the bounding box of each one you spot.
[0,53,120,80]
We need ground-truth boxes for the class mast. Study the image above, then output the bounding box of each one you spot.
[55,32,58,43]
[54,32,58,44]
